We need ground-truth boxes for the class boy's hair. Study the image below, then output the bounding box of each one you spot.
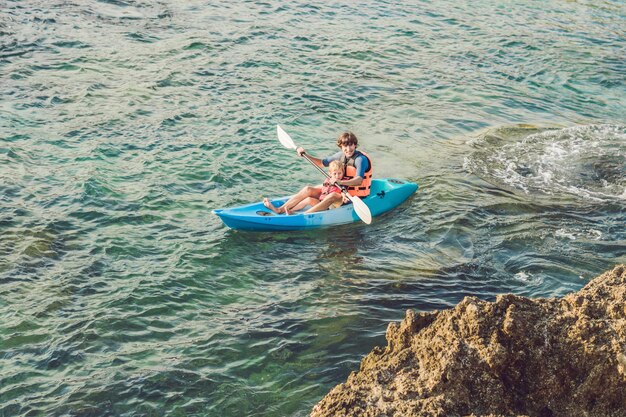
[336,132,358,148]
[328,160,343,174]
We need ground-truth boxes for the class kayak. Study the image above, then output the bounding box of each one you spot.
[213,178,418,231]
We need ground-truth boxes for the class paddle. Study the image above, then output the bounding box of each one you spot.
[276,125,372,225]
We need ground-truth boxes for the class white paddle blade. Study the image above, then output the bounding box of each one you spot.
[277,125,297,150]
[346,194,372,224]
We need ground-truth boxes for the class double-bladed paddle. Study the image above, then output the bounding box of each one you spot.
[276,125,372,225]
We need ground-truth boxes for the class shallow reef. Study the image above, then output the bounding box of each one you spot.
[312,265,626,417]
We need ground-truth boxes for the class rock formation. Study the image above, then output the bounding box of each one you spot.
[311,265,626,417]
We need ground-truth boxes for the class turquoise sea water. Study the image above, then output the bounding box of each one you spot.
[1,1,625,416]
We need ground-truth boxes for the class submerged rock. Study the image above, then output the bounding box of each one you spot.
[312,265,626,417]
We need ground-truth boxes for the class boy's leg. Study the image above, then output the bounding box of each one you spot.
[290,197,320,212]
[281,186,322,213]
[263,198,282,213]
[304,193,343,213]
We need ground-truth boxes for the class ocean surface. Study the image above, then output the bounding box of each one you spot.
[1,1,625,416]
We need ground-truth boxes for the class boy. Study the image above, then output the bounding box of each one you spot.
[263,160,346,214]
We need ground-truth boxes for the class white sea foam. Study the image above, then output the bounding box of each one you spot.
[513,271,544,286]
[555,228,603,241]
[466,124,626,202]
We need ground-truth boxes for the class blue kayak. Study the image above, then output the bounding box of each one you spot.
[213,178,418,231]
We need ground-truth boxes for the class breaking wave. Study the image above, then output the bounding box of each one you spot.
[464,124,626,202]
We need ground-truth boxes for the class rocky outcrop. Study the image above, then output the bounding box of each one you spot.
[312,265,626,417]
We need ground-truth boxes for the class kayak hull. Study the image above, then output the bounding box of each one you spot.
[213,178,418,231]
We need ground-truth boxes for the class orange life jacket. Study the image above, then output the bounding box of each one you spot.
[340,151,372,197]
[320,177,343,198]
